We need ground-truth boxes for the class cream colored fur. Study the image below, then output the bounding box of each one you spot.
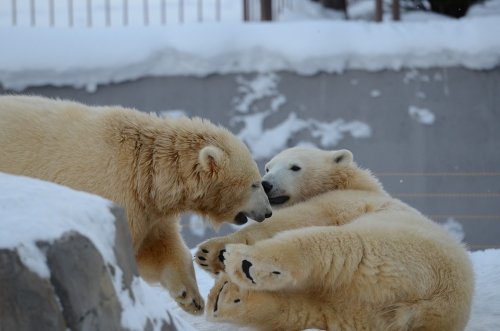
[0,95,272,315]
[197,147,474,330]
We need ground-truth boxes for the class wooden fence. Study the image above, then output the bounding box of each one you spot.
[2,0,401,27]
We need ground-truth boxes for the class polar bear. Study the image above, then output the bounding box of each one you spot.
[197,147,474,330]
[195,147,380,275]
[0,95,272,315]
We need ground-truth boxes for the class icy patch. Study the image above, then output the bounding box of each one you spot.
[441,218,465,242]
[408,105,435,125]
[188,214,208,238]
[16,242,51,278]
[234,73,282,113]
[235,112,371,160]
[232,73,372,160]
[157,110,187,118]
[235,112,307,159]
[310,119,372,146]
[416,91,426,99]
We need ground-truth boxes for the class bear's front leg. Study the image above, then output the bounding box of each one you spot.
[136,219,204,315]
[195,204,330,275]
[195,236,234,276]
[224,226,364,292]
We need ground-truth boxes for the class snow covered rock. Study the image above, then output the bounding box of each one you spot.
[0,172,193,331]
[0,231,124,331]
[0,248,66,330]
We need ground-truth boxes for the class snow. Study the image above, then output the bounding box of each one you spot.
[408,105,435,125]
[440,218,466,242]
[1,15,500,91]
[229,72,372,159]
[0,172,116,277]
[468,249,500,331]
[0,172,195,331]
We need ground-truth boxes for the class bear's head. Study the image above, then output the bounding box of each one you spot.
[261,146,380,208]
[195,143,273,226]
[148,117,272,226]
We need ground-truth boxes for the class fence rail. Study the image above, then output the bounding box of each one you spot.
[2,0,402,28]
[2,0,280,27]
[3,0,239,27]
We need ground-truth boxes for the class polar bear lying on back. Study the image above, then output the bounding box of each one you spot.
[0,95,272,314]
[196,147,474,330]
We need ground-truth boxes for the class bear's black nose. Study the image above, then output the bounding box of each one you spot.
[262,181,273,193]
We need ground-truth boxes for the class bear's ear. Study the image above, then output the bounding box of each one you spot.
[332,149,353,165]
[199,145,224,173]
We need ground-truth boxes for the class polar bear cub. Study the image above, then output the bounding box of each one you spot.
[197,147,474,331]
[196,147,381,275]
[0,95,272,314]
[261,147,362,207]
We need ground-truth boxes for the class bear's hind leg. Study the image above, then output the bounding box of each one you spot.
[223,242,298,291]
[207,274,292,331]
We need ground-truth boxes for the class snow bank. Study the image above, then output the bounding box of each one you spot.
[0,172,195,331]
[1,16,499,91]
[0,172,116,277]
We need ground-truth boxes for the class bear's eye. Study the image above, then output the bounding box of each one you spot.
[251,183,259,189]
[265,168,269,173]
[290,165,301,171]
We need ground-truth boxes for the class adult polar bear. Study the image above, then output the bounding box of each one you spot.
[197,147,474,330]
[0,95,272,314]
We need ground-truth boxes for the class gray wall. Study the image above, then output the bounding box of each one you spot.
[2,66,499,250]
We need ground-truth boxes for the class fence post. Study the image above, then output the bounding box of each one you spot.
[105,0,111,26]
[375,0,383,22]
[179,0,184,24]
[11,0,17,26]
[68,0,74,27]
[30,0,35,26]
[86,0,92,27]
[243,0,250,21]
[260,0,272,21]
[197,0,203,22]
[143,0,149,26]
[215,0,221,21]
[49,0,55,26]
[123,0,128,26]
[392,0,400,21]
[161,0,166,25]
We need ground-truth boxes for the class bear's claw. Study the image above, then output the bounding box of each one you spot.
[172,287,205,315]
[195,238,231,276]
[224,244,294,291]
